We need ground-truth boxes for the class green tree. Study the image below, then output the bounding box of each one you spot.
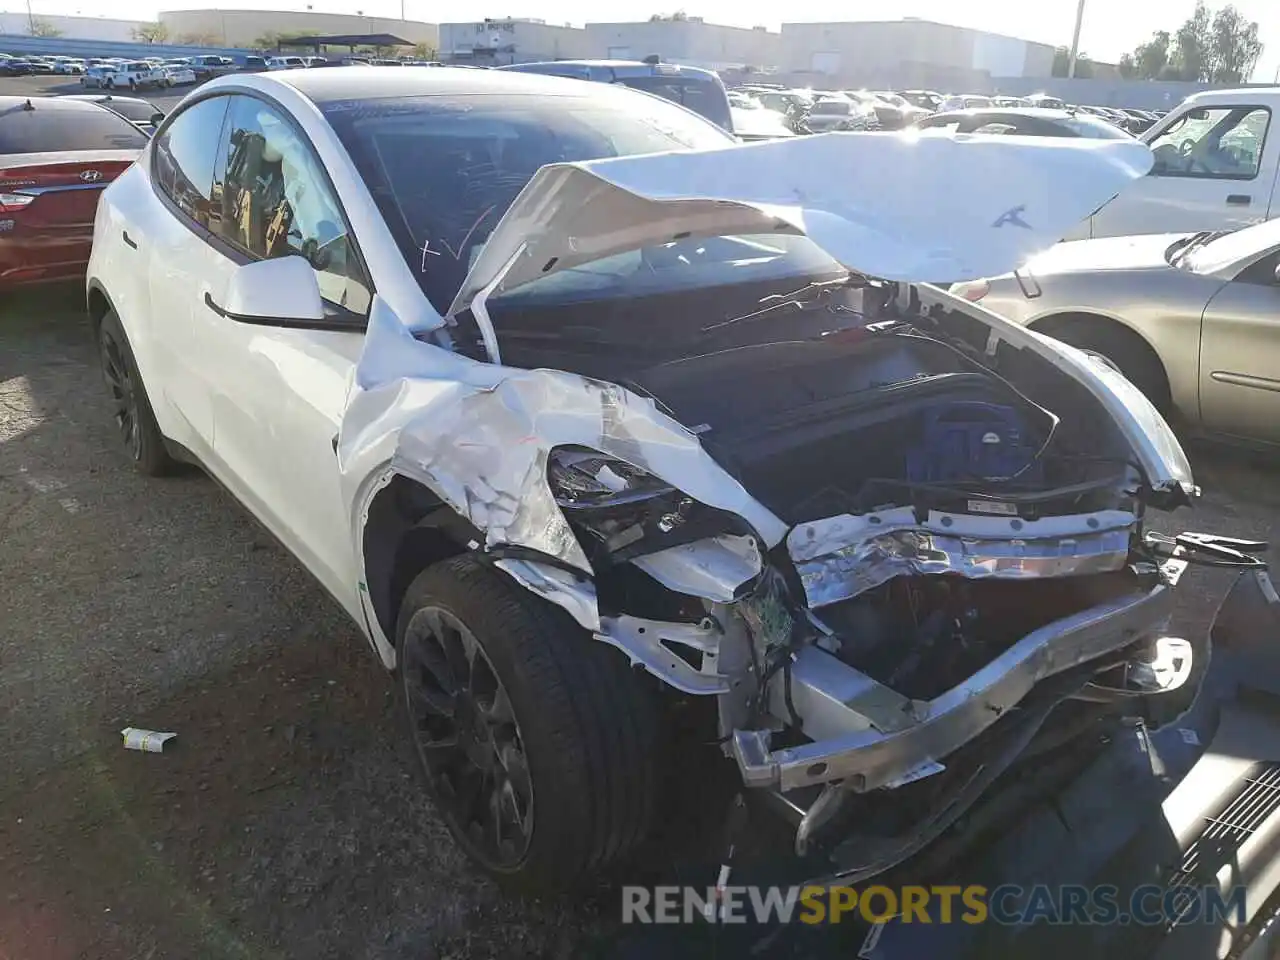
[1052,45,1094,78]
[254,31,281,50]
[412,42,438,59]
[29,17,63,38]
[1121,5,1262,81]
[131,21,169,44]
[1172,0,1212,80]
[1118,53,1137,78]
[1208,5,1263,82]
[1132,30,1171,79]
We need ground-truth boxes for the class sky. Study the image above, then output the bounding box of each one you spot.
[18,0,1280,80]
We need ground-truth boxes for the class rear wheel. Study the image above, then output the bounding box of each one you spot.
[396,556,661,892]
[97,309,177,477]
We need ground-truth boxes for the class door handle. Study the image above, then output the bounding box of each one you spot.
[122,230,138,249]
[1227,194,1252,206]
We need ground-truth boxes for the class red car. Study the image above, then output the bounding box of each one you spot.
[0,96,147,289]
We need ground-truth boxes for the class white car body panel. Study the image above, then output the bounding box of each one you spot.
[88,73,1181,676]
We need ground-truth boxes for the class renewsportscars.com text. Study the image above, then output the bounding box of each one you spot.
[621,883,1247,927]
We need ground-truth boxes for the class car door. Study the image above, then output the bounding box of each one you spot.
[197,93,373,614]
[1198,246,1280,444]
[1090,104,1279,238]
[145,93,233,457]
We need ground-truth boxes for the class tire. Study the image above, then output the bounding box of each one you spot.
[395,555,660,892]
[97,308,177,477]
[105,78,114,89]
[1038,316,1172,413]
[128,79,136,91]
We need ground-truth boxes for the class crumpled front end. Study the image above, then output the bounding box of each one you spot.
[341,131,1197,877]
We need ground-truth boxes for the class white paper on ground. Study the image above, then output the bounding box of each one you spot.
[121,728,177,753]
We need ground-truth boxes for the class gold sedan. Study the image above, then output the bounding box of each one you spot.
[954,219,1280,446]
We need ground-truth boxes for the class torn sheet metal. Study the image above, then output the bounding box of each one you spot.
[789,507,1136,608]
[121,728,176,753]
[445,132,1154,320]
[630,534,762,602]
[495,557,601,632]
[342,300,787,584]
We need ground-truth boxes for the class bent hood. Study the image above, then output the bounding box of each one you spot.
[444,131,1154,321]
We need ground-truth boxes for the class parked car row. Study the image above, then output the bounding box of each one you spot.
[724,81,1170,142]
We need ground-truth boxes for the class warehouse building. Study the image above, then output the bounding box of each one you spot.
[780,18,1057,90]
[583,18,781,71]
[158,9,438,50]
[0,12,144,42]
[438,17,591,65]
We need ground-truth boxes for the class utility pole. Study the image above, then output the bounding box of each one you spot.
[1067,0,1086,78]
[26,0,35,35]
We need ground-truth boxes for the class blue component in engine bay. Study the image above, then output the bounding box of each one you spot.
[905,402,1043,484]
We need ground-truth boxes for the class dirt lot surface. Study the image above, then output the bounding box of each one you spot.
[0,290,614,958]
[3,284,1279,959]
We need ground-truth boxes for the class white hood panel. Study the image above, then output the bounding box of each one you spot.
[446,131,1154,317]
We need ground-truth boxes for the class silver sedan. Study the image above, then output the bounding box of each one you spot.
[955,219,1280,446]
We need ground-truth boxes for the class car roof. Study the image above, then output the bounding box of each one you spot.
[253,64,652,103]
[0,95,118,114]
[59,93,154,107]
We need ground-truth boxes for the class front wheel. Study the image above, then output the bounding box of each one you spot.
[396,556,660,892]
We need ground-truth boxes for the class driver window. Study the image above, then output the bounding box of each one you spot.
[1149,106,1270,180]
[213,95,371,314]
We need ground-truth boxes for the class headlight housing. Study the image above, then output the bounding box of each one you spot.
[547,447,673,508]
[546,446,754,564]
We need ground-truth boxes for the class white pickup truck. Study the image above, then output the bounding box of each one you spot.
[1070,86,1280,239]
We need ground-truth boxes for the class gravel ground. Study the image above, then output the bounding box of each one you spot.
[2,288,1280,952]
[0,290,611,959]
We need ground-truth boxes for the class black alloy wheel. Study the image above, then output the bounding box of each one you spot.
[99,321,141,461]
[400,605,534,870]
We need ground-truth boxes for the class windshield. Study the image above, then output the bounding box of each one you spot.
[812,100,851,115]
[1182,219,1280,274]
[1060,115,1132,140]
[325,92,745,313]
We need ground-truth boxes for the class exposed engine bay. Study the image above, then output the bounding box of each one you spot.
[365,274,1197,880]
[347,132,1200,882]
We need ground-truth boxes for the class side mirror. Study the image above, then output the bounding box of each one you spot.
[1273,262,1280,284]
[150,111,165,126]
[204,256,324,325]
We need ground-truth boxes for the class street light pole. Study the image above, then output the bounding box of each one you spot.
[26,0,35,35]
[1067,0,1086,78]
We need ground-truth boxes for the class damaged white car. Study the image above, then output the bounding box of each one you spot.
[88,68,1204,891]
